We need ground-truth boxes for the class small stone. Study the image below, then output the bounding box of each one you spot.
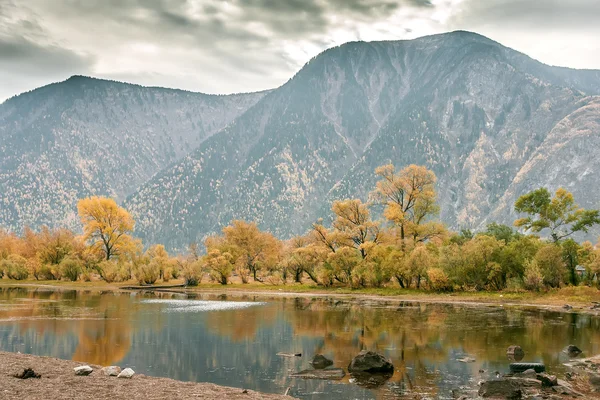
[101,366,122,376]
[537,373,558,387]
[588,372,600,390]
[74,366,93,376]
[507,345,525,361]
[478,379,522,399]
[117,368,135,378]
[517,369,537,379]
[564,345,582,357]
[310,354,333,369]
[563,304,573,310]
[14,368,41,379]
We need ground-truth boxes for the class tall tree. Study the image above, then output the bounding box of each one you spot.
[331,199,380,259]
[373,164,443,245]
[514,188,600,242]
[77,197,137,261]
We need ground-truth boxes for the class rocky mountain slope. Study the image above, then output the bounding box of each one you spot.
[2,31,600,248]
[0,77,266,231]
[125,31,600,248]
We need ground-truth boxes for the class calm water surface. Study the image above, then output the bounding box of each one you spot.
[0,287,599,399]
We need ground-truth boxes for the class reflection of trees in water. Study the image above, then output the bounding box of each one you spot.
[3,289,600,399]
[280,299,600,398]
[0,288,154,366]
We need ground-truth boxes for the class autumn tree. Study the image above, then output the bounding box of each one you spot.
[373,164,444,246]
[514,188,600,242]
[77,197,137,261]
[331,199,381,259]
[222,220,281,282]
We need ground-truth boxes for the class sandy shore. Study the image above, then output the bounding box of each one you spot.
[0,351,292,400]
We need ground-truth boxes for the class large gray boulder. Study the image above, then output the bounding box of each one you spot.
[348,350,393,374]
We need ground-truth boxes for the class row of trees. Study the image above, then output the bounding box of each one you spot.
[1,164,599,291]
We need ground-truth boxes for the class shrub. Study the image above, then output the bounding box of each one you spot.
[60,258,82,281]
[38,264,61,280]
[1,255,29,280]
[136,260,160,285]
[427,268,452,291]
[523,260,543,291]
[183,260,203,286]
[534,244,565,288]
[98,260,120,283]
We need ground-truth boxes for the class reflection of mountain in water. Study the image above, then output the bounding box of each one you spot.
[2,289,600,399]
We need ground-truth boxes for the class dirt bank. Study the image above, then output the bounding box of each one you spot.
[0,351,292,400]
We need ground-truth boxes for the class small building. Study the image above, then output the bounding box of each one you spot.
[575,265,586,277]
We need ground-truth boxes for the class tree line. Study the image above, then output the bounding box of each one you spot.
[1,164,599,291]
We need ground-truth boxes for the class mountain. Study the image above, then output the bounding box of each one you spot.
[0,76,267,231]
[2,31,600,249]
[125,31,600,248]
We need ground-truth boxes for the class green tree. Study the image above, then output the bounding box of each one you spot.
[514,188,600,242]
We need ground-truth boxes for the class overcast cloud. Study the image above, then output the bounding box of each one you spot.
[1,0,599,101]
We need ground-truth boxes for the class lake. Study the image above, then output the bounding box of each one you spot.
[0,287,598,399]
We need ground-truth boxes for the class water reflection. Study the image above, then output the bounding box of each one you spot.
[0,287,599,399]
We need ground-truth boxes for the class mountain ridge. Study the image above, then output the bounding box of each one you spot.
[2,31,600,248]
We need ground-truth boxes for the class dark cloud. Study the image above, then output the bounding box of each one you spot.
[1,0,599,101]
[0,36,93,74]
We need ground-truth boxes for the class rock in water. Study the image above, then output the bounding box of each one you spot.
[564,345,582,357]
[478,379,522,399]
[310,354,333,369]
[101,366,122,376]
[74,366,93,376]
[506,345,525,361]
[348,350,393,373]
[290,368,345,380]
[117,368,135,378]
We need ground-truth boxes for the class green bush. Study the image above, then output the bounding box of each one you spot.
[60,258,82,281]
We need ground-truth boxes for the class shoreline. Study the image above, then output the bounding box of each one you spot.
[0,351,292,400]
[2,280,600,315]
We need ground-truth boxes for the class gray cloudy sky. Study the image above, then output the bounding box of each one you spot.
[1,0,600,102]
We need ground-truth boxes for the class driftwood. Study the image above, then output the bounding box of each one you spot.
[277,352,302,357]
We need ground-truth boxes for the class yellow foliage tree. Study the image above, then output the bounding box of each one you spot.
[373,164,444,245]
[77,197,137,261]
[331,199,381,258]
[222,220,281,282]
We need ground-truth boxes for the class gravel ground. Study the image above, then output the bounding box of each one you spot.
[0,351,293,400]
